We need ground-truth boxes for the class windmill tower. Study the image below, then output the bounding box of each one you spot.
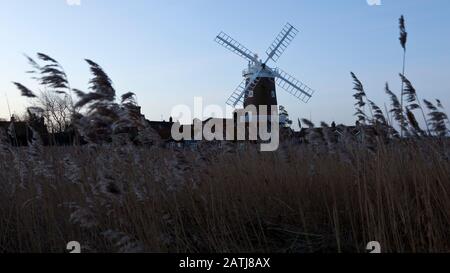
[215,23,315,123]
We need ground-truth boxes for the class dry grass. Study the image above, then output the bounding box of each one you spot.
[0,138,449,253]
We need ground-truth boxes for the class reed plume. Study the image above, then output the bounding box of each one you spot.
[423,99,449,137]
[406,108,425,136]
[399,15,408,137]
[301,118,315,128]
[12,82,37,98]
[399,15,408,51]
[36,53,69,91]
[436,99,450,128]
[400,73,431,135]
[385,83,407,135]
[367,99,387,125]
[84,59,116,103]
[350,72,367,124]
[23,53,74,105]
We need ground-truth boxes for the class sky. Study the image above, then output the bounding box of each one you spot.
[0,0,449,128]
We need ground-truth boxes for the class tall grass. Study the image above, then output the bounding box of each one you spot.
[0,137,449,253]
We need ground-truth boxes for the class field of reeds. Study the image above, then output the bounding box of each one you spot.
[0,136,449,253]
[0,15,449,253]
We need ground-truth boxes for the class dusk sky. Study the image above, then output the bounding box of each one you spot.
[1,0,449,128]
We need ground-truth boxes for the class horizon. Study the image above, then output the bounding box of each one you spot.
[1,0,450,129]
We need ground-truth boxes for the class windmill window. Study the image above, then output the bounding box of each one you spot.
[248,90,254,97]
[271,90,276,98]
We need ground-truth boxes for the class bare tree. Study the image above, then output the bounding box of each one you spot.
[31,90,72,133]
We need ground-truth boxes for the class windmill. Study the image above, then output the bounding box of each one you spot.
[215,23,315,121]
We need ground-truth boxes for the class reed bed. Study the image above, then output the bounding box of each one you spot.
[0,137,449,253]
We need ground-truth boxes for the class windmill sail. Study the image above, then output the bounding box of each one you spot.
[226,80,248,107]
[275,69,314,103]
[215,32,259,63]
[226,69,263,107]
[265,23,299,63]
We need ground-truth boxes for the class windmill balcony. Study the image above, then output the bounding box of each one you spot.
[242,67,277,78]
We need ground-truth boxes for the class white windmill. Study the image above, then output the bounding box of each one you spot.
[215,23,315,121]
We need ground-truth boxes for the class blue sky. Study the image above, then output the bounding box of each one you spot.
[1,0,449,127]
